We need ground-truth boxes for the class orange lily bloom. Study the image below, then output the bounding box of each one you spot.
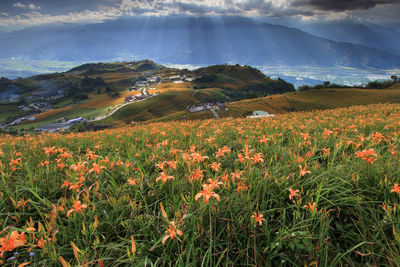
[89,163,106,174]
[391,184,400,194]
[303,202,317,212]
[288,188,301,203]
[216,149,226,158]
[189,167,204,182]
[66,201,88,217]
[207,178,224,189]
[195,184,220,203]
[252,153,264,164]
[0,231,26,257]
[162,221,183,245]
[128,177,139,185]
[156,172,174,184]
[251,212,265,226]
[299,165,311,176]
[210,162,221,172]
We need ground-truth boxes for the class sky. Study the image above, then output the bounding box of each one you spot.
[0,0,399,30]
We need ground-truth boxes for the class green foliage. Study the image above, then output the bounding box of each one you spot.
[365,80,394,89]
[299,79,395,91]
[0,104,399,266]
[73,93,89,101]
[81,76,106,89]
[194,64,295,102]
[69,60,165,74]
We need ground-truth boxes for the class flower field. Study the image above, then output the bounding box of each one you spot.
[0,103,400,266]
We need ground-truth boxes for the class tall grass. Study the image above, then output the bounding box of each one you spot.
[0,103,399,266]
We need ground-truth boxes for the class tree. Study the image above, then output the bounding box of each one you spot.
[111,91,120,98]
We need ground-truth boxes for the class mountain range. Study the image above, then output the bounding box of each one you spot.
[1,16,400,69]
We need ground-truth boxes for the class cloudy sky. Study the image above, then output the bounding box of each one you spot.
[0,0,399,30]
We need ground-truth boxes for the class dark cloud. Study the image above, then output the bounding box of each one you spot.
[296,0,398,11]
[0,0,399,30]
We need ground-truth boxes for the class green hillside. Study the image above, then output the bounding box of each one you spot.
[193,64,295,101]
[1,61,297,130]
[1,60,400,132]
[148,84,400,123]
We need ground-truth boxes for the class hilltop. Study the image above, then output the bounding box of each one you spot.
[69,60,165,74]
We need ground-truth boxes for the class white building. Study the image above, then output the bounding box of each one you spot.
[247,111,275,119]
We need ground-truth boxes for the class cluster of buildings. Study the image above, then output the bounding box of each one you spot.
[187,102,225,113]
[19,102,51,112]
[35,117,85,133]
[165,74,199,84]
[129,76,161,91]
[124,94,153,103]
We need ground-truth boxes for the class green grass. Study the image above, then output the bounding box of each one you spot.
[9,107,110,130]
[0,103,399,266]
[0,104,22,121]
[100,89,208,124]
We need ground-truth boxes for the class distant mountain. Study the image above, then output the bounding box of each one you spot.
[1,16,400,69]
[295,21,400,56]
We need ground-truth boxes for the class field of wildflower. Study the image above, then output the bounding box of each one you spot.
[1,103,399,266]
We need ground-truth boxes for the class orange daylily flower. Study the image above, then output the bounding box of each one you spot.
[222,146,231,154]
[355,148,378,164]
[216,148,226,158]
[89,163,106,174]
[323,128,333,139]
[299,165,311,177]
[44,146,56,155]
[66,201,88,217]
[303,202,317,212]
[156,172,174,184]
[190,152,209,163]
[162,221,183,245]
[259,134,270,144]
[9,158,21,166]
[391,184,400,194]
[0,231,26,257]
[251,212,265,226]
[195,184,220,203]
[189,167,204,182]
[237,153,245,163]
[128,177,140,185]
[207,178,224,189]
[252,153,264,164]
[210,162,221,172]
[288,188,300,203]
[231,170,244,181]
[237,182,249,192]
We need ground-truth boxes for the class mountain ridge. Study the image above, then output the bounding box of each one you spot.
[1,16,400,69]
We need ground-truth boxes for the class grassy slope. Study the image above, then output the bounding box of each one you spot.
[101,89,198,124]
[8,83,400,129]
[4,60,400,129]
[156,84,400,121]
[2,60,165,128]
[285,86,400,111]
[0,103,399,265]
